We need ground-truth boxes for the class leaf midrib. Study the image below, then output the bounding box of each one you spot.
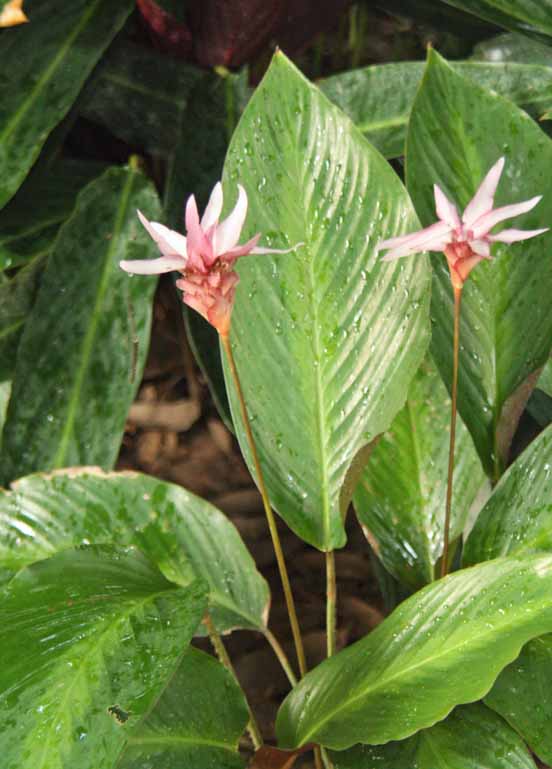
[127,734,235,750]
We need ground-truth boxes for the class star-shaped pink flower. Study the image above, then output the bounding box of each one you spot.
[121,182,300,335]
[377,157,548,289]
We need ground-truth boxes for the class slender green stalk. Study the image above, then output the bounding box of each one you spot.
[221,333,308,678]
[204,613,263,750]
[264,629,298,687]
[441,286,462,579]
[326,550,337,657]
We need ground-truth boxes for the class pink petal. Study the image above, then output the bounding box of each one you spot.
[223,234,261,260]
[471,196,542,239]
[120,256,186,275]
[434,185,461,228]
[137,210,186,257]
[468,239,491,258]
[201,182,223,230]
[378,220,452,260]
[487,227,549,243]
[462,157,505,228]
[185,194,213,268]
[214,185,248,255]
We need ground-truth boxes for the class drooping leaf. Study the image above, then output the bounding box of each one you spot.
[0,544,207,769]
[406,49,552,480]
[0,469,270,634]
[0,255,43,381]
[0,166,160,483]
[437,0,552,40]
[463,423,552,565]
[330,703,537,769]
[538,359,552,398]
[0,158,107,271]
[119,647,248,769]
[472,31,552,64]
[353,359,485,590]
[222,51,431,551]
[0,0,134,209]
[276,554,552,750]
[320,60,552,160]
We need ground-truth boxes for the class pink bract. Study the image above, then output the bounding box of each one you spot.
[377,157,548,289]
[120,182,300,335]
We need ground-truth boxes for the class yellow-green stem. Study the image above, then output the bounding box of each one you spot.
[204,613,263,750]
[441,286,462,579]
[221,333,307,678]
[326,550,337,657]
[264,629,298,687]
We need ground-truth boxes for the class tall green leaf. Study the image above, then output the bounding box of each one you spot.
[538,359,552,398]
[222,51,431,551]
[463,423,552,565]
[0,166,160,483]
[353,360,485,589]
[0,544,207,769]
[439,0,552,39]
[119,647,247,769]
[485,635,552,766]
[406,50,552,480]
[0,255,43,381]
[0,0,134,209]
[330,703,537,769]
[0,469,269,634]
[320,60,552,160]
[276,554,552,750]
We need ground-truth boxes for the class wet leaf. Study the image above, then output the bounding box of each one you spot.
[276,554,552,749]
[354,359,485,590]
[0,469,270,634]
[0,255,43,381]
[0,544,207,769]
[0,166,160,483]
[222,51,431,551]
[406,50,552,480]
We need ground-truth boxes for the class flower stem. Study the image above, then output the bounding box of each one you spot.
[441,286,462,579]
[326,550,337,657]
[263,629,298,687]
[204,613,263,750]
[220,333,307,678]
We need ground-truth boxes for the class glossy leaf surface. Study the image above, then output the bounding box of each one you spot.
[0,167,160,483]
[0,0,134,209]
[0,469,269,633]
[439,0,552,39]
[354,360,484,589]
[538,359,552,398]
[0,256,43,381]
[406,50,552,480]
[463,423,552,564]
[276,554,552,749]
[119,647,247,769]
[331,703,536,769]
[0,545,207,769]
[320,60,552,160]
[222,52,431,550]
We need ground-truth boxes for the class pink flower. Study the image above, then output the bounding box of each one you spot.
[121,182,299,335]
[377,157,548,289]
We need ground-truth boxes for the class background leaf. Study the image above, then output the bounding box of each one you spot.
[406,49,552,480]
[353,359,485,590]
[222,51,431,551]
[0,166,160,483]
[276,554,552,750]
[438,0,552,40]
[0,469,269,634]
[0,544,207,769]
[119,647,247,768]
[330,703,537,769]
[0,0,134,209]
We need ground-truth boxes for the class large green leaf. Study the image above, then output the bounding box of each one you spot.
[222,51,431,551]
[486,635,552,766]
[330,703,537,769]
[320,60,552,160]
[0,255,43,381]
[0,158,105,271]
[439,0,552,39]
[463,423,552,564]
[0,0,134,209]
[0,544,207,769]
[0,469,269,634]
[276,554,552,750]
[472,31,552,64]
[538,359,552,398]
[0,166,160,483]
[353,360,485,589]
[119,647,247,769]
[406,50,552,480]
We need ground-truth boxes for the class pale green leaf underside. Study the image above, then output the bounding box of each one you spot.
[0,469,269,634]
[222,51,431,551]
